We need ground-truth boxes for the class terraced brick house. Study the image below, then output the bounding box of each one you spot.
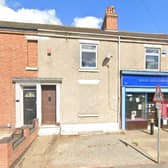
[1,6,168,135]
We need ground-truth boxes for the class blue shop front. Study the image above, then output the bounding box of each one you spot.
[121,70,168,130]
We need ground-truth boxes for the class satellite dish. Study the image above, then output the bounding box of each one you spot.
[102,55,112,66]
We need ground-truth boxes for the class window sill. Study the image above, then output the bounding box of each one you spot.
[126,118,147,122]
[78,68,100,73]
[25,67,38,71]
[78,113,99,118]
[145,69,159,72]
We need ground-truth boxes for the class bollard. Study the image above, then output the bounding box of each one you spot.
[150,119,154,135]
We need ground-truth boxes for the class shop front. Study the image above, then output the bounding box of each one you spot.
[121,70,168,130]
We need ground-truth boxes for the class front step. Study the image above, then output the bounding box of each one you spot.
[38,125,60,136]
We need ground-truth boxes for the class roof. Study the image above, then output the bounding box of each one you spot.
[0,20,168,41]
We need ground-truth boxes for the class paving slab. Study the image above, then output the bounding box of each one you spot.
[13,129,168,168]
[122,129,168,162]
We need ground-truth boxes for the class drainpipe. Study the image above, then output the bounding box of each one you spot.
[117,36,121,127]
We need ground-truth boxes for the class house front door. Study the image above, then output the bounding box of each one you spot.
[42,85,56,124]
[23,87,36,125]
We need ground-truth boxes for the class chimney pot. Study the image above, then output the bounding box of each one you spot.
[102,6,118,31]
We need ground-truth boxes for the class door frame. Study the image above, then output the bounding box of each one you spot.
[15,83,61,127]
[23,86,37,125]
[15,84,37,127]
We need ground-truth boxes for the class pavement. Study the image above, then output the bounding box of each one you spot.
[13,128,168,168]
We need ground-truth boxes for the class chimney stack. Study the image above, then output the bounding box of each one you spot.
[102,6,118,31]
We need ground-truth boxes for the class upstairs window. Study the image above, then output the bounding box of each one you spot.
[80,44,97,69]
[145,48,160,70]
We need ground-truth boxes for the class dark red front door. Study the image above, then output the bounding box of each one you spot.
[42,85,56,124]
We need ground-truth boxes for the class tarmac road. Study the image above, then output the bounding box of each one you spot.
[13,129,168,168]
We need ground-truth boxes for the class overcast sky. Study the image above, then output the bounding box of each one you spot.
[0,0,168,34]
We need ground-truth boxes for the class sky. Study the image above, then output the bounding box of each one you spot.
[0,0,168,34]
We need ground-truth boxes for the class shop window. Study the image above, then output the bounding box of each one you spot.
[126,92,168,126]
[161,93,168,119]
[126,93,147,121]
[145,48,160,70]
[80,44,97,69]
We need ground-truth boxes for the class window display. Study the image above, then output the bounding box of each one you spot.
[126,93,147,121]
[126,92,168,122]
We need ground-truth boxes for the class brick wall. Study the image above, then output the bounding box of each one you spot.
[0,120,39,168]
[102,6,118,31]
[27,40,38,67]
[0,143,9,168]
[0,31,38,126]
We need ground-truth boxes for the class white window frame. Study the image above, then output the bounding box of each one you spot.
[80,43,98,69]
[145,47,160,71]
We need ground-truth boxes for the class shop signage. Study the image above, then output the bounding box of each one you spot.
[122,75,168,87]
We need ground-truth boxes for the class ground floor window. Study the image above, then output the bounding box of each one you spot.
[126,93,147,121]
[125,92,168,129]
[126,92,168,121]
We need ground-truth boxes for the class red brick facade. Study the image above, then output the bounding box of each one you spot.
[0,120,39,168]
[0,31,37,127]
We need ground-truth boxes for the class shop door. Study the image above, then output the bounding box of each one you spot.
[23,87,36,125]
[42,85,56,124]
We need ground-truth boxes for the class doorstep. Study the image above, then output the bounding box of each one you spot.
[38,125,60,136]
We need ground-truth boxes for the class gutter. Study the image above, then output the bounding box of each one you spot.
[38,28,168,43]
[117,36,121,125]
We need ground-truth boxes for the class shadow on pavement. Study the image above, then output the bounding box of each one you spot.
[119,139,157,164]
